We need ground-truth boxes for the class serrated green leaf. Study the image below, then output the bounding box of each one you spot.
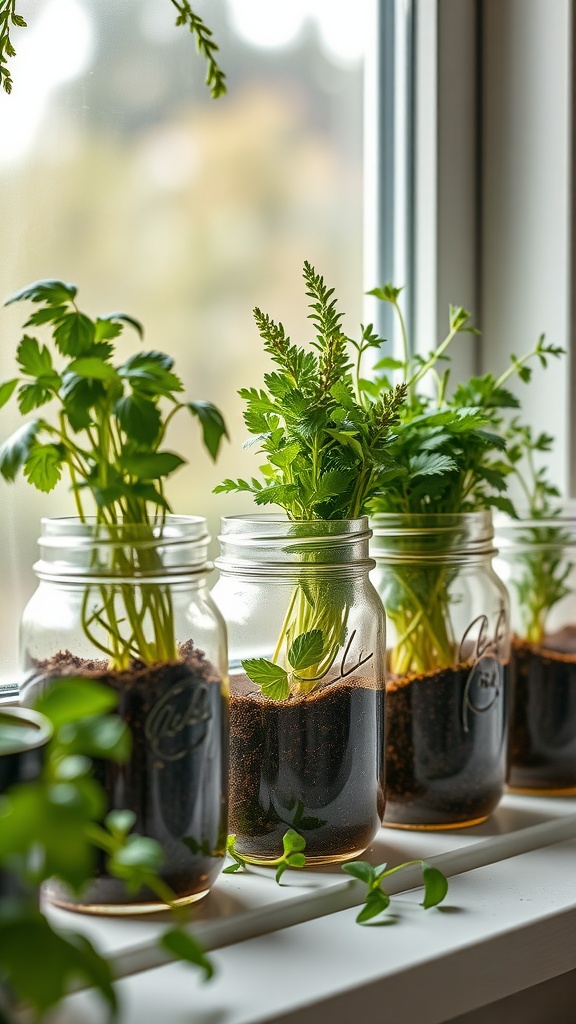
[53,312,96,356]
[17,382,54,413]
[23,304,69,328]
[5,279,77,307]
[241,658,290,700]
[24,443,64,492]
[17,335,54,377]
[287,629,324,671]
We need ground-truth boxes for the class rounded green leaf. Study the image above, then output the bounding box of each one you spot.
[421,864,449,909]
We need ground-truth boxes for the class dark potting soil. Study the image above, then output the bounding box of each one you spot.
[229,674,385,862]
[31,642,228,910]
[508,628,576,792]
[384,656,508,828]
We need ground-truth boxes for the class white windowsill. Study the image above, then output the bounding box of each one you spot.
[46,793,576,1024]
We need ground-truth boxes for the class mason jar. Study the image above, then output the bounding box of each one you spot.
[370,512,509,830]
[495,508,576,794]
[212,514,386,864]
[19,516,228,914]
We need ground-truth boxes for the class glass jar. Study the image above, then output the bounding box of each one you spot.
[370,512,509,830]
[495,507,576,794]
[212,515,386,864]
[20,516,229,914]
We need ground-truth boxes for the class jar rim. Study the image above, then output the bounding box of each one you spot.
[216,513,374,572]
[369,510,496,562]
[34,514,212,580]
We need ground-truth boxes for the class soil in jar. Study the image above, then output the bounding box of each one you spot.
[28,641,228,912]
[384,655,508,829]
[508,627,576,794]
[229,674,385,863]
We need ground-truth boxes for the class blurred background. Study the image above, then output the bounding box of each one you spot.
[0,0,370,676]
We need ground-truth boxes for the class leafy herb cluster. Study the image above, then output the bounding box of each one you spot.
[0,679,212,1020]
[369,286,563,518]
[367,285,563,675]
[217,262,406,521]
[0,279,227,668]
[217,262,405,697]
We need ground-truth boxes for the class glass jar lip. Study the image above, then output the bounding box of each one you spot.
[39,514,208,539]
[34,514,212,580]
[369,510,495,561]
[0,706,53,754]
[219,513,369,533]
[216,513,374,572]
[494,504,576,551]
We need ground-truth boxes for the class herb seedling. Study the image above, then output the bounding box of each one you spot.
[341,858,448,924]
[0,678,213,1021]
[216,261,405,696]
[0,279,227,670]
[368,285,563,675]
[224,830,307,884]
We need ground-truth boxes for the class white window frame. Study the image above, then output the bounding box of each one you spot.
[368,0,574,494]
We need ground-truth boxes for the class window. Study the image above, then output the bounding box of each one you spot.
[0,0,372,678]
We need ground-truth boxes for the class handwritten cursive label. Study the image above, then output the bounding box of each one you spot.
[460,609,507,733]
[145,681,212,761]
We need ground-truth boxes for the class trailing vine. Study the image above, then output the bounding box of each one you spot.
[0,0,226,97]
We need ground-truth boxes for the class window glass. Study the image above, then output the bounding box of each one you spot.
[0,0,368,676]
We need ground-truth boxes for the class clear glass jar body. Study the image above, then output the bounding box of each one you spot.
[212,515,386,864]
[495,507,576,794]
[371,512,509,829]
[20,516,229,914]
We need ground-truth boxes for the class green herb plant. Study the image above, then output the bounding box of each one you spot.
[0,279,227,671]
[0,678,212,1022]
[225,830,307,883]
[215,261,406,698]
[504,423,572,646]
[1,1,225,96]
[367,285,563,676]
